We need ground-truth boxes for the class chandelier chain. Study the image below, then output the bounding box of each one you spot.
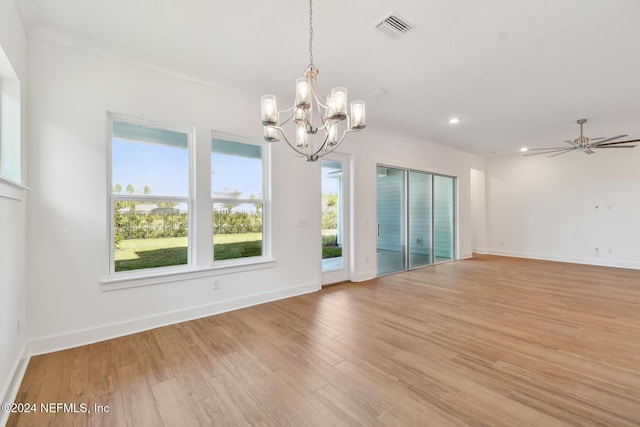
[308,0,314,68]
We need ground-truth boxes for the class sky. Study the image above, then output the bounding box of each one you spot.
[112,138,341,203]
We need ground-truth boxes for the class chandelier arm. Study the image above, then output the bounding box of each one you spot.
[336,126,363,145]
[307,133,332,159]
[277,107,296,127]
[275,127,313,157]
[315,119,334,132]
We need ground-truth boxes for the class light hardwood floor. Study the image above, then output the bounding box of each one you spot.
[8,255,640,426]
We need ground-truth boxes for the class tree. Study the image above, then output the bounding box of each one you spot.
[113,183,122,194]
[126,184,135,194]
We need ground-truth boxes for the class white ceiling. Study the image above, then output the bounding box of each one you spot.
[15,0,640,156]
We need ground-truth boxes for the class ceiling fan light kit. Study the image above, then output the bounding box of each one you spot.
[524,119,638,158]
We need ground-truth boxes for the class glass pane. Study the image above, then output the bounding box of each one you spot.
[409,171,433,268]
[211,139,262,199]
[213,204,263,261]
[211,138,264,262]
[376,166,406,275]
[0,52,21,183]
[112,122,189,197]
[434,175,455,261]
[113,200,188,272]
[321,160,343,272]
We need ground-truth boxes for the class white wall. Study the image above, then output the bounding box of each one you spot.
[26,38,321,353]
[0,0,29,420]
[471,168,488,253]
[25,36,484,354]
[486,150,640,268]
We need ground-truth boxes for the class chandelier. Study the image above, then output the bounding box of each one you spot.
[261,0,366,162]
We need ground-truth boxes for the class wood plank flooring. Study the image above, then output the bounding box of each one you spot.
[8,255,640,426]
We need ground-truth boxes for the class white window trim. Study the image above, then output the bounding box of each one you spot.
[0,44,23,188]
[100,259,276,291]
[107,113,196,277]
[102,119,275,291]
[0,175,28,201]
[211,131,272,267]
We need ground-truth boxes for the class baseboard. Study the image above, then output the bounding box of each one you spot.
[488,250,640,270]
[472,248,489,254]
[28,281,319,357]
[352,271,376,282]
[1,343,29,427]
[459,251,474,260]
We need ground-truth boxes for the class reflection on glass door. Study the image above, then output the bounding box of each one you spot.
[376,165,456,276]
[376,166,407,275]
[409,171,433,268]
[434,175,455,262]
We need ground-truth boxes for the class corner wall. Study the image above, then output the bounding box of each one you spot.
[0,0,29,422]
[486,150,640,268]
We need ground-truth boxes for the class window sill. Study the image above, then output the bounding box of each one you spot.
[100,258,276,291]
[0,176,28,201]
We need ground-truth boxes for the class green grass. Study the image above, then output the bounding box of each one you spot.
[115,231,341,271]
[115,233,262,272]
[322,230,342,259]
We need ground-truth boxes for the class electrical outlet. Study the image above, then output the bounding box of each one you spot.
[595,248,600,257]
[212,280,221,290]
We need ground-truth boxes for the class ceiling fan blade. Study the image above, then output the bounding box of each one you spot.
[596,139,640,146]
[590,137,605,141]
[527,147,570,151]
[584,149,595,154]
[596,145,637,148]
[591,134,628,145]
[547,149,573,158]
[564,140,575,145]
[524,149,572,156]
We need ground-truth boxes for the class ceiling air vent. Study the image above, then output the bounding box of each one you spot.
[375,14,413,39]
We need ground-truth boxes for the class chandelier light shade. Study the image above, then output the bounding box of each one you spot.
[261,0,365,162]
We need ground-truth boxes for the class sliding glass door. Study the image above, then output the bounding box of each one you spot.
[434,175,455,262]
[376,166,407,275]
[376,165,455,276]
[409,171,433,268]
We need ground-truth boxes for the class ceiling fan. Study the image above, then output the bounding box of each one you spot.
[524,119,639,157]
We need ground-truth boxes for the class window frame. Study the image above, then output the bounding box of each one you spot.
[210,132,271,266]
[107,113,195,277]
[0,43,24,194]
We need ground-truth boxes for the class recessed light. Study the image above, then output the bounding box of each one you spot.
[520,147,529,152]
[449,117,460,124]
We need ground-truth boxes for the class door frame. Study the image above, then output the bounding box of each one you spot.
[321,153,351,285]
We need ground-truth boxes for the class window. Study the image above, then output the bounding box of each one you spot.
[109,116,193,274]
[0,44,21,185]
[211,136,267,262]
